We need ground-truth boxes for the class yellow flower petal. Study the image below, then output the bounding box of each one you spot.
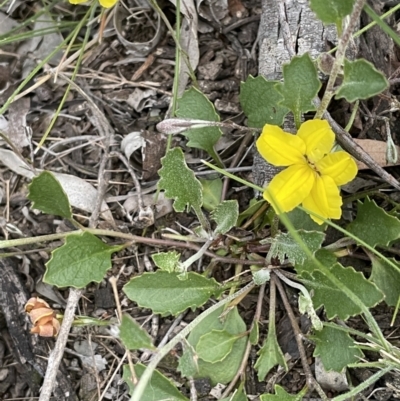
[99,0,118,7]
[302,175,342,224]
[297,119,335,163]
[316,151,358,186]
[69,0,88,4]
[256,124,306,166]
[263,164,315,213]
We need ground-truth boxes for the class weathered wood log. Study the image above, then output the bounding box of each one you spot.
[0,258,76,400]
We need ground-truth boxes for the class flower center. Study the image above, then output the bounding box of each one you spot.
[305,156,320,175]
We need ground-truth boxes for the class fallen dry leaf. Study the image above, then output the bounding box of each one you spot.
[353,138,400,170]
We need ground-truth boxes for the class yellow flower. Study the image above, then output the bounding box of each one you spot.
[68,0,118,8]
[256,119,357,224]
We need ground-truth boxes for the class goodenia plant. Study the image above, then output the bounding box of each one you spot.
[2,1,400,400]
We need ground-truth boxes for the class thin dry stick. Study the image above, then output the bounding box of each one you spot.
[38,288,82,401]
[272,273,328,401]
[109,276,137,383]
[221,131,254,201]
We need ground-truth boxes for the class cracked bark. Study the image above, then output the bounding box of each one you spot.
[253,0,337,188]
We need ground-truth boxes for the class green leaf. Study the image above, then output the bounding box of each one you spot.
[346,197,400,247]
[123,271,222,316]
[44,232,121,288]
[309,0,356,25]
[196,330,240,363]
[28,171,72,219]
[185,306,247,385]
[255,325,287,381]
[313,325,363,372]
[287,208,325,232]
[336,59,389,102]
[302,263,383,320]
[240,76,289,127]
[252,268,271,286]
[261,385,306,401]
[158,147,203,214]
[152,251,181,273]
[123,364,188,401]
[265,230,325,265]
[276,53,321,119]
[119,314,155,350]
[212,200,239,235]
[178,342,199,378]
[298,294,323,331]
[369,253,400,307]
[220,387,247,401]
[200,178,222,211]
[295,249,336,276]
[237,199,265,226]
[249,321,259,345]
[176,87,222,154]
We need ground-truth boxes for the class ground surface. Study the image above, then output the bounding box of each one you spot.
[1,0,400,400]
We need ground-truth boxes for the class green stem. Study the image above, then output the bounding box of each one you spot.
[294,111,302,130]
[315,0,366,119]
[0,32,77,116]
[37,3,97,149]
[0,232,73,249]
[332,366,392,401]
[363,4,400,47]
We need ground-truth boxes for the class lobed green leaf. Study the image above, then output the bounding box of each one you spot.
[309,0,356,25]
[312,325,363,372]
[158,147,203,213]
[44,232,122,288]
[346,197,400,248]
[276,53,321,118]
[240,76,289,127]
[302,263,383,320]
[336,59,389,102]
[211,200,239,235]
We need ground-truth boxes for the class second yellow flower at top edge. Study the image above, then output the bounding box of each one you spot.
[256,119,358,224]
[69,0,118,8]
